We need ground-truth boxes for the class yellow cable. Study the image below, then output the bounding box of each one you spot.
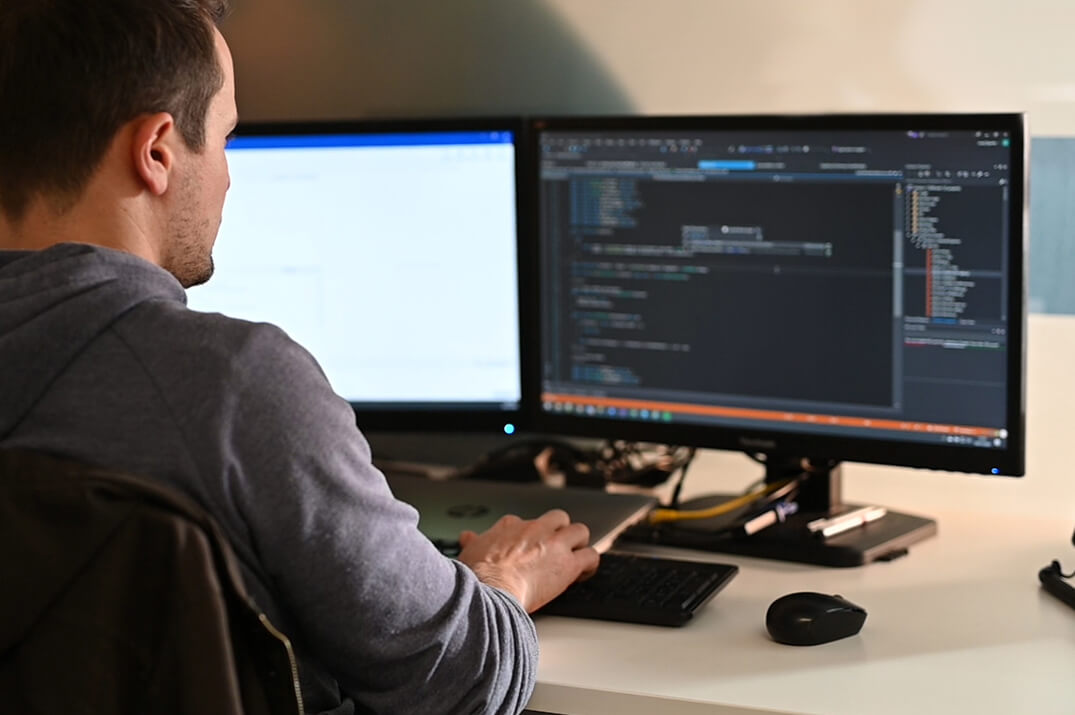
[648,478,796,525]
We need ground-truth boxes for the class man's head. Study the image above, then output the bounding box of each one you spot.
[0,0,235,287]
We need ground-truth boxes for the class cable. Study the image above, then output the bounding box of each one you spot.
[596,441,694,488]
[648,477,799,525]
[1038,527,1075,612]
[1039,560,1075,611]
[456,439,695,490]
[667,447,697,508]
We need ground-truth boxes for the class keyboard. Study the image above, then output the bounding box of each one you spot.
[537,552,738,627]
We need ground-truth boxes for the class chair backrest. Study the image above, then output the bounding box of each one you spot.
[0,449,304,715]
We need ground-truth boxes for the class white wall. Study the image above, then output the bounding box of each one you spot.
[540,0,1075,134]
[224,0,1075,135]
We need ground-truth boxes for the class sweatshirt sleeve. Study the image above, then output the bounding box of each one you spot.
[206,324,539,714]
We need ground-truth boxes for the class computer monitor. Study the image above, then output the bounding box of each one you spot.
[531,113,1026,566]
[186,118,530,434]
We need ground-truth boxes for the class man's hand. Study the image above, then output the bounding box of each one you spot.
[457,510,600,612]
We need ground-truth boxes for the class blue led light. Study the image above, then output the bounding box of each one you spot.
[991,468,1000,475]
[503,423,516,435]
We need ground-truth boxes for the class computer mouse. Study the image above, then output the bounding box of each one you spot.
[765,591,867,646]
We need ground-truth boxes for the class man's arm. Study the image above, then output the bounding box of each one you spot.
[209,324,553,714]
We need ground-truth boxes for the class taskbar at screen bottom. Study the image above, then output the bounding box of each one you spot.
[540,392,1008,451]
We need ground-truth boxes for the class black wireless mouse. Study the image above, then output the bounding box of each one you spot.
[765,591,867,645]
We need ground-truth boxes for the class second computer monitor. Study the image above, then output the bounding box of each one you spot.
[187,118,528,432]
[532,114,1026,478]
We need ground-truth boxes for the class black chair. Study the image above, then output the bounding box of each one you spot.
[0,449,304,715]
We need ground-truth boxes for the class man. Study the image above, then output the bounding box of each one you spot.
[0,2,598,713]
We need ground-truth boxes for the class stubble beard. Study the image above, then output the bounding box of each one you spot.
[164,213,216,288]
[164,174,217,289]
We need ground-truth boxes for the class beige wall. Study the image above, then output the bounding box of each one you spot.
[224,0,1075,134]
[541,0,1075,133]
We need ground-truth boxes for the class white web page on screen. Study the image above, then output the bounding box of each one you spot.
[186,137,521,405]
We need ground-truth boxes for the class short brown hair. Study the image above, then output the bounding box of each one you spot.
[0,0,231,220]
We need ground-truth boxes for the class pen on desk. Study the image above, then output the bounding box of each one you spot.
[739,500,799,537]
[806,506,887,539]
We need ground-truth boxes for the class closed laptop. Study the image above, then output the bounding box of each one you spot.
[386,473,657,554]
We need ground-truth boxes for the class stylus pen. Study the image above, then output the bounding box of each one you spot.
[806,506,887,539]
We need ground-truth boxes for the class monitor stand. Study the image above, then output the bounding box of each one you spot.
[622,455,937,567]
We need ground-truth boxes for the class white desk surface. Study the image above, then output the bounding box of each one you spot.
[527,314,1075,715]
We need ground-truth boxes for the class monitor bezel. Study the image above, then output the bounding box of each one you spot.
[527,112,1027,476]
[226,116,535,433]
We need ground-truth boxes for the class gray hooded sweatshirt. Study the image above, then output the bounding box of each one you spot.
[0,243,538,714]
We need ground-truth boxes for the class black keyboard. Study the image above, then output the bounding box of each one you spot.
[537,552,738,627]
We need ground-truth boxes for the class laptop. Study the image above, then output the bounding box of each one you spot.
[385,473,657,554]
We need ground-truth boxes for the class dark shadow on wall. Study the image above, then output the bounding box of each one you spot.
[221,0,634,121]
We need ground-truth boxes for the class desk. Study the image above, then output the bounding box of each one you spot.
[526,314,1075,715]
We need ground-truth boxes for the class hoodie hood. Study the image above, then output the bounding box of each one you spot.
[0,243,185,438]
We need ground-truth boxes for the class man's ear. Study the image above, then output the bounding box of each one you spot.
[131,113,178,196]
